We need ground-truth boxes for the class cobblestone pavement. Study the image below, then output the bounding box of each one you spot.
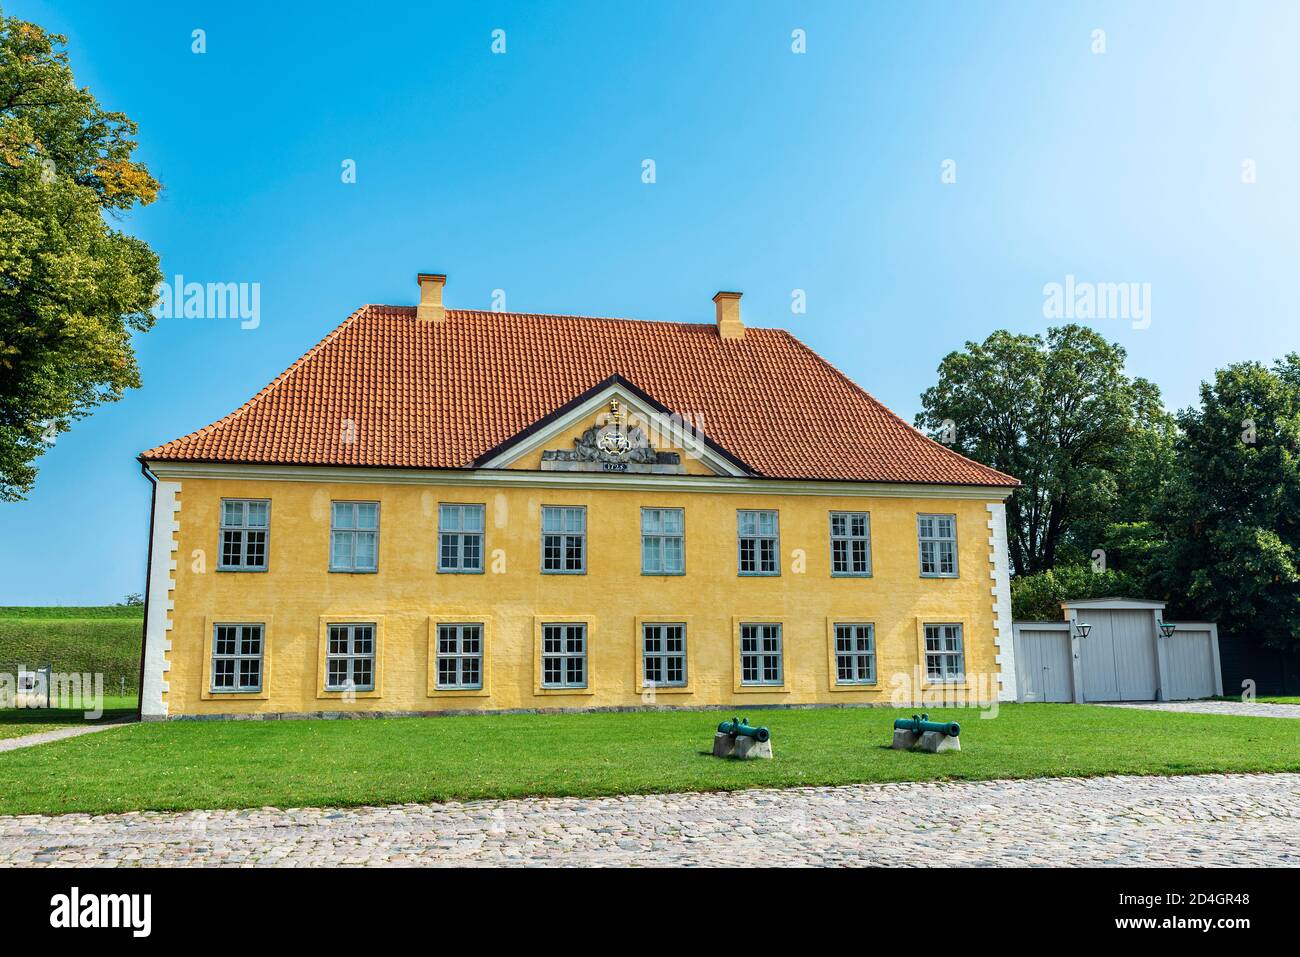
[0,721,127,754]
[1098,700,1300,719]
[2,773,1297,867]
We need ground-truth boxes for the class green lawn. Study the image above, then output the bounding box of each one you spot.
[0,606,143,695]
[0,696,138,740]
[0,703,1297,816]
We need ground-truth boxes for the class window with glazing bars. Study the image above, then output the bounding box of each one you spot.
[219,499,269,570]
[830,512,871,576]
[737,510,779,575]
[924,623,965,682]
[740,623,782,685]
[917,513,957,577]
[641,508,684,574]
[642,623,686,687]
[331,502,379,572]
[211,623,263,692]
[541,623,586,688]
[439,504,485,573]
[436,623,483,689]
[834,623,875,684]
[541,506,586,573]
[326,623,376,691]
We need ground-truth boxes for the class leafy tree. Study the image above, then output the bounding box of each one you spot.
[0,13,161,499]
[1010,566,1140,621]
[1156,356,1300,651]
[916,324,1174,577]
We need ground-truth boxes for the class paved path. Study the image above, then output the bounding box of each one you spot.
[2,773,1297,867]
[0,721,128,754]
[1099,700,1300,719]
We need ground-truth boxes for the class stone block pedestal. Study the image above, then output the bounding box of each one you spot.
[712,732,773,760]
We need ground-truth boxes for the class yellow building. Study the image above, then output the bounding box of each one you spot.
[138,276,1019,719]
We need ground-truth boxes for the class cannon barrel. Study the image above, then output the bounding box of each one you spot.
[718,717,771,743]
[892,713,960,737]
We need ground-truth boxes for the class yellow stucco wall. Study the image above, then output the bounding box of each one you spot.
[158,474,1005,716]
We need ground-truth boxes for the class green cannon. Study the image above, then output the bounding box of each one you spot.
[717,716,771,743]
[893,713,960,737]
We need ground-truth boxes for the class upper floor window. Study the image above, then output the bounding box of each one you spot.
[211,623,263,692]
[326,622,376,691]
[439,504,484,573]
[436,623,483,690]
[219,499,269,571]
[541,622,587,688]
[739,622,783,685]
[830,511,871,576]
[641,508,684,575]
[834,623,875,685]
[737,510,779,576]
[924,623,965,682]
[642,622,686,688]
[918,513,957,578]
[541,506,586,574]
[331,502,379,573]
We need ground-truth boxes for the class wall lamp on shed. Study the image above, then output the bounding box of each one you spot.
[1157,621,1177,639]
[1074,621,1092,640]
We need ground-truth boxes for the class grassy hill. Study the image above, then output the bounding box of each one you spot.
[0,606,143,694]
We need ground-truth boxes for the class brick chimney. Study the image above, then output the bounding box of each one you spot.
[416,273,447,323]
[713,291,743,340]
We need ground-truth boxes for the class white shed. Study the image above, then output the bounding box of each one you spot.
[1013,597,1222,703]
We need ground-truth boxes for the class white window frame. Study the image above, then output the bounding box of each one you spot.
[438,503,485,574]
[834,622,876,685]
[541,506,586,574]
[641,508,685,575]
[917,513,958,578]
[737,510,780,576]
[211,623,264,693]
[330,501,380,573]
[325,622,377,691]
[541,622,587,689]
[830,511,872,577]
[218,499,270,571]
[435,623,484,690]
[739,622,783,686]
[642,622,687,688]
[924,623,965,683]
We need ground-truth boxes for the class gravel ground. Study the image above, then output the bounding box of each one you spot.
[1097,700,1300,719]
[2,772,1297,867]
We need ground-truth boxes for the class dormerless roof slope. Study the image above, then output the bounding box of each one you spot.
[141,305,1018,487]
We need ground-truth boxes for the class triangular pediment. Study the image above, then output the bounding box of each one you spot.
[473,375,752,477]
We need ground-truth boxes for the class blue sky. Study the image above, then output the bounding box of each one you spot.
[3,1,1298,604]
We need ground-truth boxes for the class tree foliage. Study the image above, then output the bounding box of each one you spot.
[916,324,1175,577]
[1010,566,1140,621]
[0,13,161,499]
[1155,356,1300,650]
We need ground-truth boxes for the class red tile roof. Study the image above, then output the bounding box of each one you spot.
[141,305,1018,487]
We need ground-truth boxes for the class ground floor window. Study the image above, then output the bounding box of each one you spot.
[326,622,376,691]
[436,623,483,690]
[924,623,965,682]
[642,623,686,687]
[542,623,587,689]
[740,623,782,685]
[835,623,875,684]
[211,623,263,692]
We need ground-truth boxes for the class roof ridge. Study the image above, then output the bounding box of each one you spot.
[364,304,790,331]
[773,329,1019,485]
[140,304,371,459]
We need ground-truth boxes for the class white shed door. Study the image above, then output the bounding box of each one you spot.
[1081,610,1158,701]
[1165,629,1215,700]
[1018,630,1073,702]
